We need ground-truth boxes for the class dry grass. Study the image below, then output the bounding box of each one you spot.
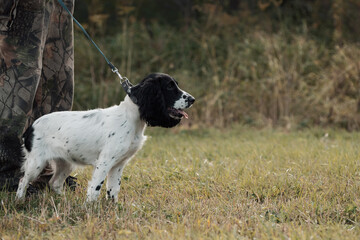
[1,126,360,239]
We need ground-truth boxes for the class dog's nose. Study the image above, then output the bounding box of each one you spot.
[187,96,195,105]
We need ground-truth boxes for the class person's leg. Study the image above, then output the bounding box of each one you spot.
[28,0,74,126]
[0,0,51,190]
[0,0,76,192]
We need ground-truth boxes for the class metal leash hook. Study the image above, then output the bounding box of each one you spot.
[111,66,137,103]
[112,67,133,95]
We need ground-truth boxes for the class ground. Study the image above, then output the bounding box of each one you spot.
[1,126,360,239]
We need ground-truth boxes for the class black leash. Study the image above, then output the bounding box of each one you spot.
[57,0,133,96]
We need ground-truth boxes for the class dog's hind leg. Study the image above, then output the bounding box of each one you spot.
[16,155,48,200]
[49,159,73,195]
[106,160,127,202]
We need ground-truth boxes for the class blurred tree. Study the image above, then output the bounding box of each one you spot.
[74,0,359,42]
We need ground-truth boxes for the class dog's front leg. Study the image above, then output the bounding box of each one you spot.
[106,160,127,202]
[86,154,116,202]
[86,166,110,202]
[86,147,130,202]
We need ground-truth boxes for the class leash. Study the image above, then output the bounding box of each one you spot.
[57,0,133,96]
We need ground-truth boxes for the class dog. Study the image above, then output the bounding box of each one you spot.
[16,73,195,202]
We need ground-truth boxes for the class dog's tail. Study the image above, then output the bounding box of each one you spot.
[23,125,34,153]
[20,125,36,173]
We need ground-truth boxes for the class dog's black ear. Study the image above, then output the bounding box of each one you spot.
[131,77,181,128]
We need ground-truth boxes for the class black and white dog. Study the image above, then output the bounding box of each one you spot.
[16,73,195,202]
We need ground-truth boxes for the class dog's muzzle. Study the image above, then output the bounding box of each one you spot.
[169,96,195,119]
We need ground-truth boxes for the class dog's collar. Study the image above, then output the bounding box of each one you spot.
[121,78,138,104]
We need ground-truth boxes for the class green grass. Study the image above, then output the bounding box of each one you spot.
[1,126,360,239]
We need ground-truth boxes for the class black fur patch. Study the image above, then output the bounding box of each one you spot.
[23,126,34,152]
[131,73,182,128]
[82,113,96,119]
[95,185,101,191]
[108,132,115,138]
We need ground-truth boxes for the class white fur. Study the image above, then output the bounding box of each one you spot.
[16,96,147,202]
[173,90,193,110]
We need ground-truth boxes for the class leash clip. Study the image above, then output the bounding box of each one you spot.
[111,67,122,81]
[121,77,133,95]
[122,77,137,104]
[112,67,137,104]
[112,67,133,95]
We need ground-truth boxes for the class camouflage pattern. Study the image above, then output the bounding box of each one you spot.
[0,0,75,135]
[0,0,75,190]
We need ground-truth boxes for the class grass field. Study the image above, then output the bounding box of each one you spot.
[1,126,360,239]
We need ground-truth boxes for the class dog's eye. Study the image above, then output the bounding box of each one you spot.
[167,81,176,90]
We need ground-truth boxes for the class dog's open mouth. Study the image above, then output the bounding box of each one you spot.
[168,107,188,119]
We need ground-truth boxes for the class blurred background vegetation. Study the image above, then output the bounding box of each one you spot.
[72,0,360,130]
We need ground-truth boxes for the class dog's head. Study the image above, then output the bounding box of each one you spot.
[130,73,195,128]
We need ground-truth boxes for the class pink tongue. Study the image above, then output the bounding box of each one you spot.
[179,110,188,119]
